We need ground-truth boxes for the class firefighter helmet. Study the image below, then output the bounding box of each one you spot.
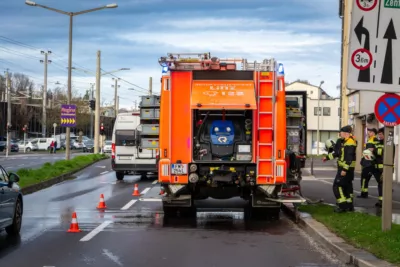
[362,149,375,161]
[325,139,335,150]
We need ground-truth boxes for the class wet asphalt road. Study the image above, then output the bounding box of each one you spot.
[0,159,345,267]
[301,159,400,219]
[0,152,86,172]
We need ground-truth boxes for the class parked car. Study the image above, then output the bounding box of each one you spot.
[18,140,39,152]
[71,139,83,149]
[10,142,19,152]
[0,141,6,152]
[83,140,94,153]
[103,140,112,153]
[0,141,19,152]
[0,166,23,235]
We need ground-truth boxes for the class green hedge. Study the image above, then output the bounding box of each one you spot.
[15,154,108,188]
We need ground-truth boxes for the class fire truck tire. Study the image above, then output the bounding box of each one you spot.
[116,171,124,180]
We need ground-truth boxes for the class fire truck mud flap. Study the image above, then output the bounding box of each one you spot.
[161,184,192,207]
[162,195,192,207]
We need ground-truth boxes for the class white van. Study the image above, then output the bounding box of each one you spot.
[111,112,158,180]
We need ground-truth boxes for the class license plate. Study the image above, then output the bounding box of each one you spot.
[119,156,132,160]
[171,164,187,175]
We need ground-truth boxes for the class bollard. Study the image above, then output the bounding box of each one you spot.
[310,156,314,176]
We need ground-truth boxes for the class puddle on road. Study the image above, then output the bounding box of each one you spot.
[106,210,293,235]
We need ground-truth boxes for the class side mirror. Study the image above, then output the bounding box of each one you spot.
[9,172,20,183]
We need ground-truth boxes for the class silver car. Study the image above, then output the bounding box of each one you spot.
[0,166,23,235]
[103,140,112,153]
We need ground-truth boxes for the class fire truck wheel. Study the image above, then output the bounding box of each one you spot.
[116,171,124,180]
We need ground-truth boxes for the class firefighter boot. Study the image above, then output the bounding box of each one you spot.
[375,198,382,208]
[333,203,347,213]
[347,202,355,212]
[356,192,368,198]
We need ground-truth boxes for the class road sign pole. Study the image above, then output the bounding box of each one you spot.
[374,93,400,231]
[382,127,394,231]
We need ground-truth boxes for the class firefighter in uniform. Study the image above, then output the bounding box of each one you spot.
[357,128,379,198]
[322,125,356,212]
[373,127,384,207]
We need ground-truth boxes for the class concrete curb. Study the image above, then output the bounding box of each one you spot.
[282,204,397,267]
[20,157,109,195]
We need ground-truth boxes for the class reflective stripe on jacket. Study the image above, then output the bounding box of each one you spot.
[338,136,357,170]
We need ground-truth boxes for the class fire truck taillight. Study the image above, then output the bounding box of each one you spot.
[111,143,115,159]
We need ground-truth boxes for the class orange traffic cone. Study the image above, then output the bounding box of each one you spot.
[97,194,107,209]
[132,184,141,196]
[67,212,82,233]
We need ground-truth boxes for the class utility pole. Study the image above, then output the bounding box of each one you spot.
[94,50,101,154]
[5,69,11,158]
[112,77,120,117]
[90,83,95,139]
[40,50,52,137]
[117,96,119,113]
[149,77,152,95]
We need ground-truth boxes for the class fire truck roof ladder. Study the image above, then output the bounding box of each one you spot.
[242,59,276,72]
[158,53,244,71]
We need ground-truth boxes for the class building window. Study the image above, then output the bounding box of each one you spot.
[314,107,321,116]
[323,107,331,116]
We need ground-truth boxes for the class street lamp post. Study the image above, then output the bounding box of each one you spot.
[317,80,324,156]
[53,123,57,137]
[70,66,129,153]
[25,0,118,160]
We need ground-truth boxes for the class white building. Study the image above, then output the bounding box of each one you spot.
[286,81,341,155]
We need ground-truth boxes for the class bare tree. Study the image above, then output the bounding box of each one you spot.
[11,73,35,94]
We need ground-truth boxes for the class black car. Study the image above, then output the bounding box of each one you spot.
[10,142,19,152]
[83,140,94,153]
[0,141,19,152]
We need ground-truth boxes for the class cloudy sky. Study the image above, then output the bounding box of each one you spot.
[0,0,341,109]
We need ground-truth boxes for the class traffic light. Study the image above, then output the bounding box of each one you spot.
[100,123,104,135]
[89,99,95,110]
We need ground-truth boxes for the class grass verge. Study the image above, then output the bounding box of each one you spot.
[15,154,108,188]
[299,204,400,265]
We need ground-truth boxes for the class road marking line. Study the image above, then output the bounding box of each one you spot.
[18,164,24,166]
[121,200,137,210]
[152,180,158,184]
[96,166,106,168]
[140,187,151,195]
[139,198,162,202]
[80,221,112,242]
[100,171,109,175]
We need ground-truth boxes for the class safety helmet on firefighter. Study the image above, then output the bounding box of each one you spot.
[325,139,335,150]
[362,149,375,161]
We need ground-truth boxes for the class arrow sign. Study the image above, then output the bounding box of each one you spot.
[381,19,397,85]
[354,16,371,83]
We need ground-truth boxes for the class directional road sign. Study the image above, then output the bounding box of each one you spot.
[347,0,400,93]
[60,104,77,127]
[374,93,400,126]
